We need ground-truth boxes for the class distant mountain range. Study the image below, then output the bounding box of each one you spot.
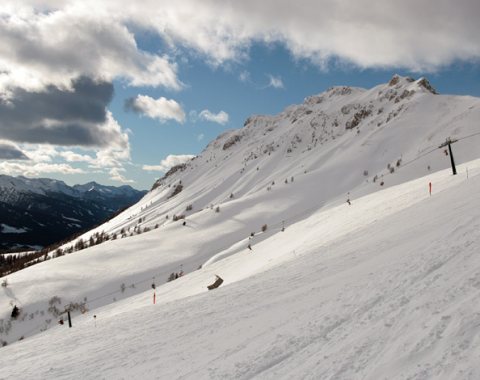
[0,176,146,252]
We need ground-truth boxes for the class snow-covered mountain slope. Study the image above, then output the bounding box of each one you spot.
[72,181,142,198]
[1,75,480,377]
[0,175,77,200]
[1,159,480,379]
[70,75,480,246]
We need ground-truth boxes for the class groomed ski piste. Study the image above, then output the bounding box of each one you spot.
[1,158,480,379]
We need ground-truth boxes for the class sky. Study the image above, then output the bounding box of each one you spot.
[0,1,479,190]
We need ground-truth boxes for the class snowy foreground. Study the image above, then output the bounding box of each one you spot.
[1,160,480,379]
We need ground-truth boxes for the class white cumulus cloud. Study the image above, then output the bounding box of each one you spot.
[127,95,186,123]
[0,5,181,98]
[109,167,134,183]
[198,110,229,125]
[59,151,94,163]
[1,0,478,103]
[0,161,85,176]
[267,74,284,89]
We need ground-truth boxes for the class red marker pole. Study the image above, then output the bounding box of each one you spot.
[152,282,156,304]
[429,182,432,196]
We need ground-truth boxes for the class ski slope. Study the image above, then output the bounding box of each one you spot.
[52,75,480,256]
[1,160,480,379]
[1,76,480,378]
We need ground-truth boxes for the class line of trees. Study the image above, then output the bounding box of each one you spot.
[0,251,47,277]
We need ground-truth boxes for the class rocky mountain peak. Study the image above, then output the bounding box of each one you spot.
[416,77,438,94]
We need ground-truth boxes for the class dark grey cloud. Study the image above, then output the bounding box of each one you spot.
[0,143,29,160]
[0,77,124,147]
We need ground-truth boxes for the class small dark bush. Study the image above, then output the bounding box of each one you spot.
[223,134,242,150]
[173,214,186,221]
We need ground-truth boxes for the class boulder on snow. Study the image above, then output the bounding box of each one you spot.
[207,275,224,290]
